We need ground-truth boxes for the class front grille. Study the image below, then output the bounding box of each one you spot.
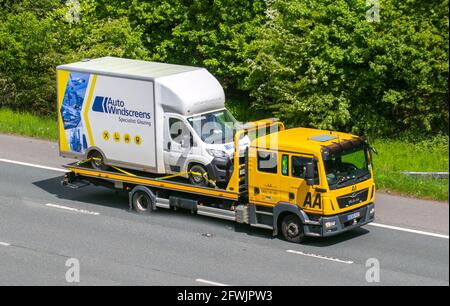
[337,188,369,209]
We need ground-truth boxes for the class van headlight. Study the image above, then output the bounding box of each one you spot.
[206,149,228,158]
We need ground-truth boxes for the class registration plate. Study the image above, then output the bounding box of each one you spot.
[346,212,361,221]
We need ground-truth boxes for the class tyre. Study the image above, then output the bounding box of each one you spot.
[89,150,108,171]
[132,190,154,214]
[281,214,306,243]
[188,164,209,187]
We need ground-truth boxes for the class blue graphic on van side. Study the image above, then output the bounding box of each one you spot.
[60,72,90,153]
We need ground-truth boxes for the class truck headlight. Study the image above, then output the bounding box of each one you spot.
[206,149,228,158]
[325,221,336,228]
[370,208,375,215]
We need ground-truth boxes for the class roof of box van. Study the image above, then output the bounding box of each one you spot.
[57,56,201,80]
[57,56,226,116]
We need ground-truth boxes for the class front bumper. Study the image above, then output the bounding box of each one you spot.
[303,203,375,237]
[206,157,232,183]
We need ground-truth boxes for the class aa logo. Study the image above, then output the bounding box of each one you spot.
[303,192,321,209]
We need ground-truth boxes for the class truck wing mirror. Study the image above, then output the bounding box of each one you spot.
[305,162,316,186]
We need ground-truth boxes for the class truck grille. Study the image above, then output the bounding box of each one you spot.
[337,188,369,209]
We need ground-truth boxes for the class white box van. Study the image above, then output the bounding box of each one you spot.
[57,56,249,186]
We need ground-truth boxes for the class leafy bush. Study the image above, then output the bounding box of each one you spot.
[244,0,449,136]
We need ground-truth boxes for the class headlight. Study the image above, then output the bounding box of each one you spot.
[325,221,336,228]
[370,208,375,215]
[206,149,228,158]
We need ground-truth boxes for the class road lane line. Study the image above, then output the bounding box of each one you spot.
[368,223,449,239]
[0,158,67,173]
[286,250,354,264]
[0,242,11,247]
[45,203,100,216]
[195,279,230,286]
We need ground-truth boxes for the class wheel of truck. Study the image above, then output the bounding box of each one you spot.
[188,164,209,187]
[88,150,108,171]
[281,214,306,243]
[132,190,154,214]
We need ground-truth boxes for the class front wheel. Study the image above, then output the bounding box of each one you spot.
[188,164,209,187]
[281,214,306,243]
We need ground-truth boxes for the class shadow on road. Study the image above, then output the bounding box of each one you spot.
[32,176,371,247]
[32,176,129,211]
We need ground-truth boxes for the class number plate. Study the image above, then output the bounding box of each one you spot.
[346,212,361,221]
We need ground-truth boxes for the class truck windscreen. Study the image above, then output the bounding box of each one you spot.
[324,147,371,190]
[187,109,237,144]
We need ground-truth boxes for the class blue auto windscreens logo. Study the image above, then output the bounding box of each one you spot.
[92,96,152,122]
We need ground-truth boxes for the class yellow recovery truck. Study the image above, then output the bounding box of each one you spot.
[63,119,376,243]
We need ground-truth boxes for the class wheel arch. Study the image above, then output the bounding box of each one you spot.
[273,202,308,236]
[129,185,157,211]
[86,146,107,162]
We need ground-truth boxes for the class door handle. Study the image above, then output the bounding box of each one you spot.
[167,142,171,151]
[254,187,260,195]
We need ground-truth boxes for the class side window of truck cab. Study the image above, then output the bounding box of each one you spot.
[257,150,278,174]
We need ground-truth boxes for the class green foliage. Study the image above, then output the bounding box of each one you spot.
[0,0,448,137]
[371,136,448,201]
[0,0,147,116]
[244,0,449,136]
[0,108,58,140]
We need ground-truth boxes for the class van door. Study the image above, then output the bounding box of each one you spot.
[163,117,192,173]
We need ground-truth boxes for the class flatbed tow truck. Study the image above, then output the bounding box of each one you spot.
[62,120,376,243]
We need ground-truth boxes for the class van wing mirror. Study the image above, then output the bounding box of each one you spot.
[305,162,316,186]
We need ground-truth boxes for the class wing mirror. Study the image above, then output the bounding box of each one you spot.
[305,162,316,186]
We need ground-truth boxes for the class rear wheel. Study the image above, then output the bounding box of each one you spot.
[188,164,209,187]
[132,190,154,214]
[281,214,306,243]
[89,150,108,170]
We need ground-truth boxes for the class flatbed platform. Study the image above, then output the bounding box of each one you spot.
[63,161,240,201]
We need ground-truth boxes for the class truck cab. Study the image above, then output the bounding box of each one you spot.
[245,127,376,242]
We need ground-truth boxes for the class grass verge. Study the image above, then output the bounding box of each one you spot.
[0,108,58,141]
[370,137,448,202]
[0,108,448,201]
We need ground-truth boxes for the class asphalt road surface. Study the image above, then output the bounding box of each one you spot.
[0,134,448,285]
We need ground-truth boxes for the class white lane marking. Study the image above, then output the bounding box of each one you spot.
[0,158,67,173]
[195,279,230,286]
[0,242,11,247]
[286,250,354,264]
[45,203,99,216]
[368,223,449,239]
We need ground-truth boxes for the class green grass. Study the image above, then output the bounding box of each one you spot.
[0,108,448,201]
[0,108,58,141]
[371,137,449,202]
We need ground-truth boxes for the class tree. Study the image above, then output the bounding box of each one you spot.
[244,0,449,136]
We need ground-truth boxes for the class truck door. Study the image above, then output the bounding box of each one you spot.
[163,117,192,173]
[279,154,323,213]
[250,149,281,205]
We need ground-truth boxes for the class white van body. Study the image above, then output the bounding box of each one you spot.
[57,56,249,183]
